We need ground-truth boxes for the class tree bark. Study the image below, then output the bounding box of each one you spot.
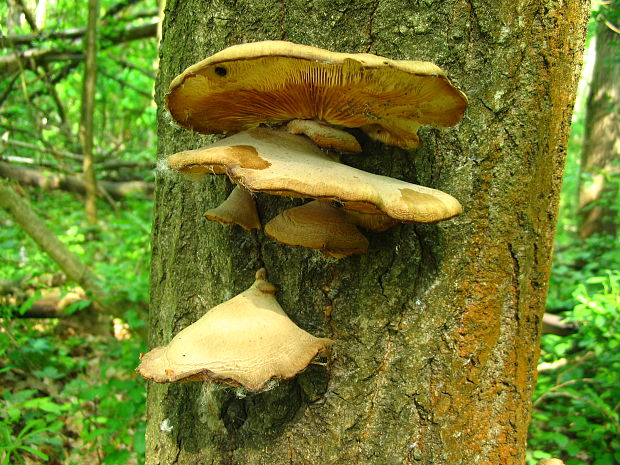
[577,21,620,239]
[80,0,99,225]
[146,2,589,464]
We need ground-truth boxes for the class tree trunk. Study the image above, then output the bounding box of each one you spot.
[80,0,99,225]
[578,21,620,239]
[146,2,590,464]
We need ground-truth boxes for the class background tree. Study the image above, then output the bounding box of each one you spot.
[577,7,619,240]
[79,0,100,225]
[147,2,590,465]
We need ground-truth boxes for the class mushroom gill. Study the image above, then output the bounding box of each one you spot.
[166,40,467,148]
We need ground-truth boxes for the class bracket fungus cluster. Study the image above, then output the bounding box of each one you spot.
[137,41,467,392]
[137,269,332,391]
[163,40,467,258]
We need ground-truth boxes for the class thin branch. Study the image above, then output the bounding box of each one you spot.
[103,0,142,19]
[533,378,598,407]
[4,138,82,161]
[0,22,158,74]
[99,70,153,98]
[13,0,38,32]
[0,72,21,107]
[110,56,156,79]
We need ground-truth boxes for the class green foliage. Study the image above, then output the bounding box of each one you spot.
[2,1,155,462]
[1,0,157,183]
[0,315,147,464]
[0,189,152,307]
[528,273,620,465]
[0,188,150,464]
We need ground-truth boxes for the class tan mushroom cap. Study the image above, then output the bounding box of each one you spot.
[166,40,467,148]
[204,186,261,230]
[342,210,400,232]
[265,200,369,258]
[167,128,462,224]
[136,268,332,391]
[286,119,361,153]
[535,460,565,465]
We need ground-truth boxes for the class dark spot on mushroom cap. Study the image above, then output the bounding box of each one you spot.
[215,66,227,76]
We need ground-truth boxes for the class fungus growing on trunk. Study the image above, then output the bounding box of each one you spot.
[166,40,467,148]
[285,119,362,153]
[136,268,332,391]
[341,210,400,232]
[265,200,369,258]
[204,186,260,230]
[166,128,462,224]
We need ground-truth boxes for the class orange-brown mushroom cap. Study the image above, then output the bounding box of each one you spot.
[265,200,369,258]
[166,40,467,148]
[166,128,463,224]
[136,268,332,391]
[204,186,261,230]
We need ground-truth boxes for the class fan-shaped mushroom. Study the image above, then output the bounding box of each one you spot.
[136,268,332,391]
[166,40,467,148]
[265,200,369,258]
[204,186,260,230]
[166,128,462,224]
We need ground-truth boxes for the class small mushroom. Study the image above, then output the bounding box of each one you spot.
[166,40,467,148]
[204,186,261,230]
[285,119,361,153]
[341,210,400,232]
[136,268,332,391]
[265,200,369,258]
[167,128,462,224]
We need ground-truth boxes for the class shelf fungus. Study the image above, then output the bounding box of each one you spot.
[265,200,369,258]
[166,40,467,149]
[166,128,462,224]
[136,268,332,391]
[285,120,361,154]
[204,186,260,230]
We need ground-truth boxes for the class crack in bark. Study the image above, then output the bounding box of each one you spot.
[355,328,395,463]
[365,0,381,52]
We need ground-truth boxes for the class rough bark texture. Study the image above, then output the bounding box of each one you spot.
[146,2,589,464]
[578,21,620,239]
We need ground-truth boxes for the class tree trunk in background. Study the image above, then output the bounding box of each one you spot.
[578,21,620,239]
[147,2,589,464]
[80,0,99,225]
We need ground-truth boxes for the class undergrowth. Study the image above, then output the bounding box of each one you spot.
[0,189,150,465]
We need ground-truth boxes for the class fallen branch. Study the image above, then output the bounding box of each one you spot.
[542,313,577,336]
[0,179,147,338]
[0,161,153,199]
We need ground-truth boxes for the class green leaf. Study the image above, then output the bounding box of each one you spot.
[103,449,130,465]
[16,445,48,461]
